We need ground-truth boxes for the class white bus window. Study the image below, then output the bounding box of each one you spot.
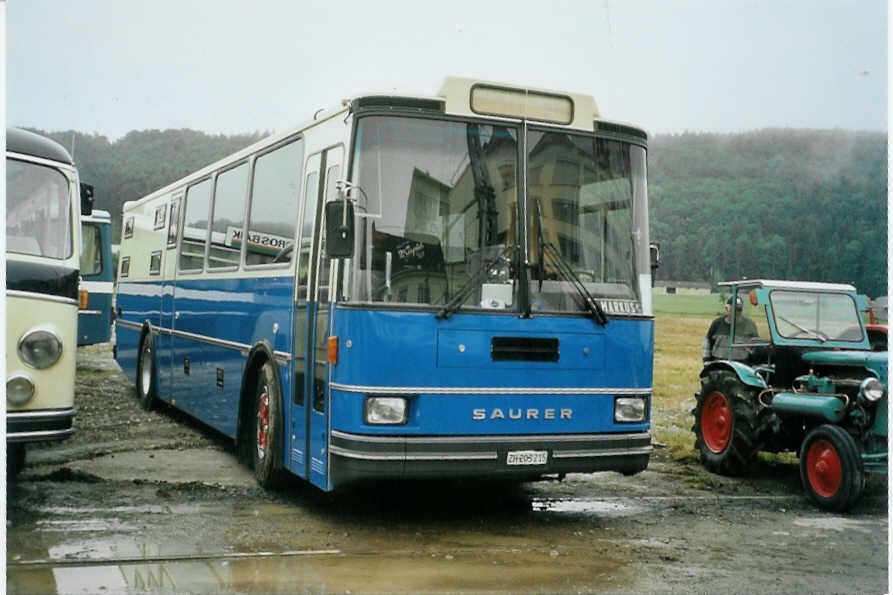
[6,159,72,259]
[179,178,212,271]
[246,139,304,266]
[209,162,249,269]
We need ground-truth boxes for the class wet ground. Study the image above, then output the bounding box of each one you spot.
[6,343,889,594]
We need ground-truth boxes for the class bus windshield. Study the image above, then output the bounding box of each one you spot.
[350,116,519,309]
[6,158,73,259]
[347,116,648,315]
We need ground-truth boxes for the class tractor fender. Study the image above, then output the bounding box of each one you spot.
[700,360,768,390]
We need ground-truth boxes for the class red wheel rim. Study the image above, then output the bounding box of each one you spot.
[701,391,732,453]
[806,439,842,498]
[256,389,270,457]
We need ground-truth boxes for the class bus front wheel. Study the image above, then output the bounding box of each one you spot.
[136,333,157,411]
[253,361,284,489]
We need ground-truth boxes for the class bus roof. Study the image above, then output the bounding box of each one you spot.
[7,127,73,165]
[124,77,646,211]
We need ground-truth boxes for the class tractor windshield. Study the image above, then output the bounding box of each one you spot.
[770,291,865,343]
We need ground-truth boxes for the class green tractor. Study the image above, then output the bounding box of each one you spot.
[693,280,887,511]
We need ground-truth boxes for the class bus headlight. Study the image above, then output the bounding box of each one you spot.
[859,377,885,403]
[18,328,63,369]
[364,397,408,425]
[615,396,648,423]
[7,374,35,406]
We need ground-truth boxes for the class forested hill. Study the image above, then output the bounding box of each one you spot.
[28,126,887,297]
[649,129,886,297]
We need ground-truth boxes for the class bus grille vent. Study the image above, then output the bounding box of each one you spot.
[491,337,559,362]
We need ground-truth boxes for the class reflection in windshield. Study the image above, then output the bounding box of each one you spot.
[527,131,644,314]
[770,291,864,342]
[6,158,73,259]
[350,117,518,308]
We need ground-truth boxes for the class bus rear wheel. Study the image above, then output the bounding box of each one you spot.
[136,333,157,411]
[253,361,284,489]
[800,424,864,512]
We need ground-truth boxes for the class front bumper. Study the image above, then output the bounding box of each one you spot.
[331,430,652,487]
[7,407,77,443]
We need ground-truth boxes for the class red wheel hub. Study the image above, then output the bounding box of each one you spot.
[257,391,270,451]
[806,439,842,498]
[701,391,732,453]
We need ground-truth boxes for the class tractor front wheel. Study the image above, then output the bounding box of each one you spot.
[799,424,864,512]
[693,370,764,476]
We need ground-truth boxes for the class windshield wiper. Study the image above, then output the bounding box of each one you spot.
[436,245,512,320]
[777,315,828,341]
[541,242,609,326]
[531,199,608,326]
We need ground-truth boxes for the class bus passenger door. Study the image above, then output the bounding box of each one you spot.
[291,146,341,490]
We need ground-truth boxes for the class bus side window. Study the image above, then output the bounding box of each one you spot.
[179,179,212,272]
[167,197,180,248]
[209,162,248,269]
[246,138,304,266]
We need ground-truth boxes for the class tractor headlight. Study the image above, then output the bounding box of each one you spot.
[7,374,35,406]
[364,397,408,425]
[18,328,63,369]
[859,377,885,403]
[615,396,648,423]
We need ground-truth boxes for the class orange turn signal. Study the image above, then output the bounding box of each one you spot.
[749,290,758,306]
[327,336,338,365]
[79,289,89,309]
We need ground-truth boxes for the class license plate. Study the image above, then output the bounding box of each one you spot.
[506,450,548,466]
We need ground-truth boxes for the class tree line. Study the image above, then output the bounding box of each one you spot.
[29,126,887,297]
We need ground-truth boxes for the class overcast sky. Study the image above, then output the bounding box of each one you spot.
[6,0,888,140]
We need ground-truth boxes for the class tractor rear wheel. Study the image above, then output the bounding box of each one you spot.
[693,369,764,475]
[799,424,864,512]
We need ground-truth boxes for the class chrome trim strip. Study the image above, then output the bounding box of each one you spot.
[552,445,653,459]
[7,428,77,442]
[331,430,650,444]
[117,319,141,331]
[79,310,103,316]
[7,408,77,420]
[115,321,292,364]
[329,446,497,462]
[330,383,652,396]
[6,290,78,306]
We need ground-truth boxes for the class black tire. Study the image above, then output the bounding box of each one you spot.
[136,332,157,411]
[7,443,26,479]
[692,369,764,476]
[799,424,864,512]
[252,361,285,489]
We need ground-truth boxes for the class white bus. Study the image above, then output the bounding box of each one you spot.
[115,78,655,492]
[6,127,94,476]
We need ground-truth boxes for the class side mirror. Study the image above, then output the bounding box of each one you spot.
[325,200,354,258]
[649,242,660,276]
[80,182,94,216]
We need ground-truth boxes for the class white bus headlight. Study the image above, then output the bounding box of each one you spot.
[7,374,35,406]
[859,377,885,403]
[615,396,648,423]
[18,328,63,369]
[364,397,408,425]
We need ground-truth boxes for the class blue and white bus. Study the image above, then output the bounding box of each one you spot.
[78,209,114,345]
[6,127,93,476]
[114,77,655,491]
